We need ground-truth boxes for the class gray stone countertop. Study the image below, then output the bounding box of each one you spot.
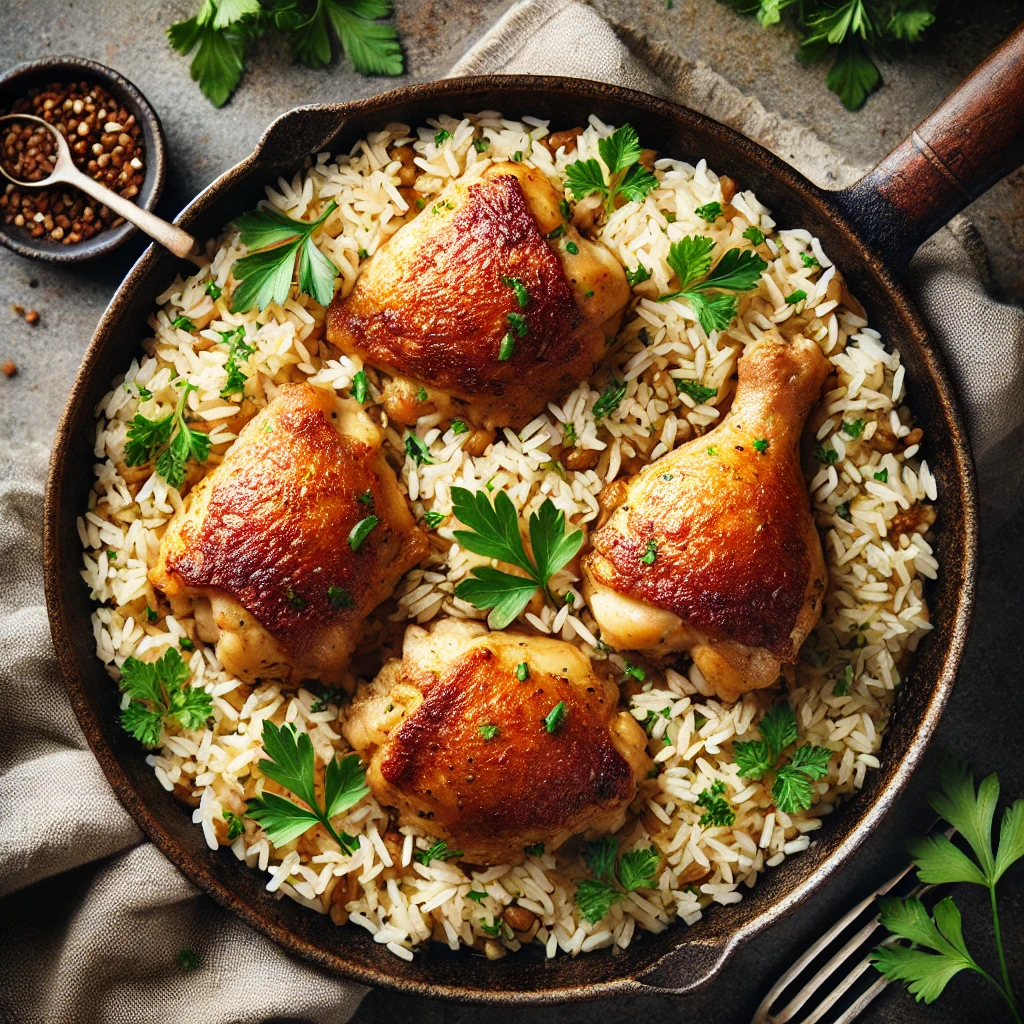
[1,2,1021,1022]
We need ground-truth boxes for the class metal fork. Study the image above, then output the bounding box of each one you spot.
[752,829,951,1024]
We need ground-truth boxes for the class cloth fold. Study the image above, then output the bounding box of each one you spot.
[2,1,1021,1021]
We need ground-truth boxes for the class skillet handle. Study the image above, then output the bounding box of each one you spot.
[832,21,1024,271]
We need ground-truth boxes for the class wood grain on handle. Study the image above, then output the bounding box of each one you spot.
[833,21,1024,271]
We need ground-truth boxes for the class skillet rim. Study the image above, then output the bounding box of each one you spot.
[43,74,978,1004]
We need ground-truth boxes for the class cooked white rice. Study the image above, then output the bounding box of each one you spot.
[79,111,936,960]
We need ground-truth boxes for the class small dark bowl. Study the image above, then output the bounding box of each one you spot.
[0,55,166,263]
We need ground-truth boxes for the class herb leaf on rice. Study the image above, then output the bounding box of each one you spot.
[563,124,657,214]
[246,721,368,852]
[118,647,212,748]
[124,381,211,488]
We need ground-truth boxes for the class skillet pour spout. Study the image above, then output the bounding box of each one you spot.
[45,25,1024,1004]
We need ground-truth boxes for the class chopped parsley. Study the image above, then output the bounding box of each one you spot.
[544,701,567,733]
[575,838,661,922]
[223,809,245,840]
[351,369,367,403]
[347,515,379,551]
[658,235,767,334]
[498,332,516,361]
[327,585,354,611]
[563,422,577,446]
[592,380,627,419]
[696,779,735,827]
[695,201,722,223]
[205,279,222,299]
[415,839,462,865]
[547,224,566,240]
[310,685,346,713]
[837,502,852,521]
[146,606,158,623]
[506,312,528,337]
[843,418,866,439]
[675,378,717,403]
[501,276,530,308]
[219,324,255,397]
[626,262,652,286]
[565,240,579,255]
[786,289,808,305]
[707,445,719,456]
[832,663,853,697]
[171,315,195,331]
[423,510,446,530]
[118,647,213,748]
[640,538,658,565]
[179,636,195,651]
[433,128,452,146]
[753,437,769,454]
[516,661,530,682]
[404,432,434,465]
[479,723,500,741]
[800,251,820,268]
[416,386,428,402]
[473,138,489,153]
[814,443,840,465]
[285,586,306,610]
[512,150,523,162]
[466,889,488,902]
[124,381,212,489]
[524,842,545,856]
[874,467,889,483]
[743,225,765,245]
[450,419,468,435]
[562,124,657,214]
[623,662,646,682]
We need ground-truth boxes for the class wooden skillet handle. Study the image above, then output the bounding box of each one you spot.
[833,21,1024,272]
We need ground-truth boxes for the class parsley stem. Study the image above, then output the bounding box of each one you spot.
[989,884,1021,1022]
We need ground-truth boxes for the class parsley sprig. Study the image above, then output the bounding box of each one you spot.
[575,837,661,923]
[231,201,339,312]
[733,702,833,814]
[697,779,736,827]
[658,235,767,334]
[218,324,255,397]
[119,647,213,748]
[563,124,658,215]
[451,487,583,628]
[872,763,1024,1019]
[246,721,369,852]
[124,381,212,488]
[168,0,403,109]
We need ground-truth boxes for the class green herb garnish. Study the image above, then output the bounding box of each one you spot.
[544,701,567,733]
[327,584,355,611]
[219,324,255,397]
[625,262,651,286]
[753,437,769,454]
[404,432,434,465]
[118,647,213,748]
[348,515,379,551]
[743,225,765,245]
[697,779,735,827]
[415,838,462,865]
[351,369,367,403]
[433,128,452,146]
[124,381,212,489]
[501,276,530,308]
[223,809,245,840]
[246,721,367,852]
[593,379,627,419]
[172,315,196,331]
[562,124,657,215]
[675,378,717,404]
[451,486,583,628]
[640,538,658,565]
[695,201,722,223]
[575,838,661,923]
[423,510,445,530]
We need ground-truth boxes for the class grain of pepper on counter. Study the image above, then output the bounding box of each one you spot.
[0,79,145,245]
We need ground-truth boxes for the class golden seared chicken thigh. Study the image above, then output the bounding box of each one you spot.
[583,333,829,702]
[150,383,428,685]
[326,161,630,428]
[343,618,651,863]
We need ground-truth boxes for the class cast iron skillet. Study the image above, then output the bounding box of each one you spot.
[44,24,1024,1003]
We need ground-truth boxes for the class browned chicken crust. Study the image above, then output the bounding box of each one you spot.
[584,333,829,700]
[150,383,428,684]
[343,619,650,863]
[326,162,630,427]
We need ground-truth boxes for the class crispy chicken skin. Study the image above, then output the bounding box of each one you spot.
[326,161,630,428]
[583,333,829,702]
[343,618,651,863]
[150,383,428,685]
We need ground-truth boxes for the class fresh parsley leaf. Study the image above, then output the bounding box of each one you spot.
[563,422,577,446]
[843,418,866,438]
[703,247,768,291]
[506,311,528,337]
[246,721,366,852]
[584,836,618,881]
[473,137,489,153]
[695,201,722,223]
[231,200,338,312]
[640,538,657,565]
[351,369,367,403]
[434,128,451,146]
[874,467,889,483]
[450,418,468,435]
[772,745,833,813]
[734,740,773,781]
[618,846,660,891]
[575,878,622,923]
[786,289,808,305]
[498,332,516,361]
[826,35,881,112]
[219,324,255,397]
[451,486,583,628]
[743,225,765,245]
[124,410,174,468]
[759,702,799,764]
[126,382,211,488]
[563,124,657,215]
[478,724,500,741]
[832,663,853,697]
[205,279,222,299]
[348,515,379,551]
[800,251,820,269]
[118,647,212,748]
[697,779,735,827]
[625,262,652,287]
[665,235,716,292]
[543,701,567,733]
[415,838,462,865]
[675,378,717,404]
[565,241,579,255]
[466,889,488,903]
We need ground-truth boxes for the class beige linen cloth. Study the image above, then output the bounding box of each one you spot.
[1,2,1021,1021]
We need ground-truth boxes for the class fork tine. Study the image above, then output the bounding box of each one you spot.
[751,860,916,1024]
